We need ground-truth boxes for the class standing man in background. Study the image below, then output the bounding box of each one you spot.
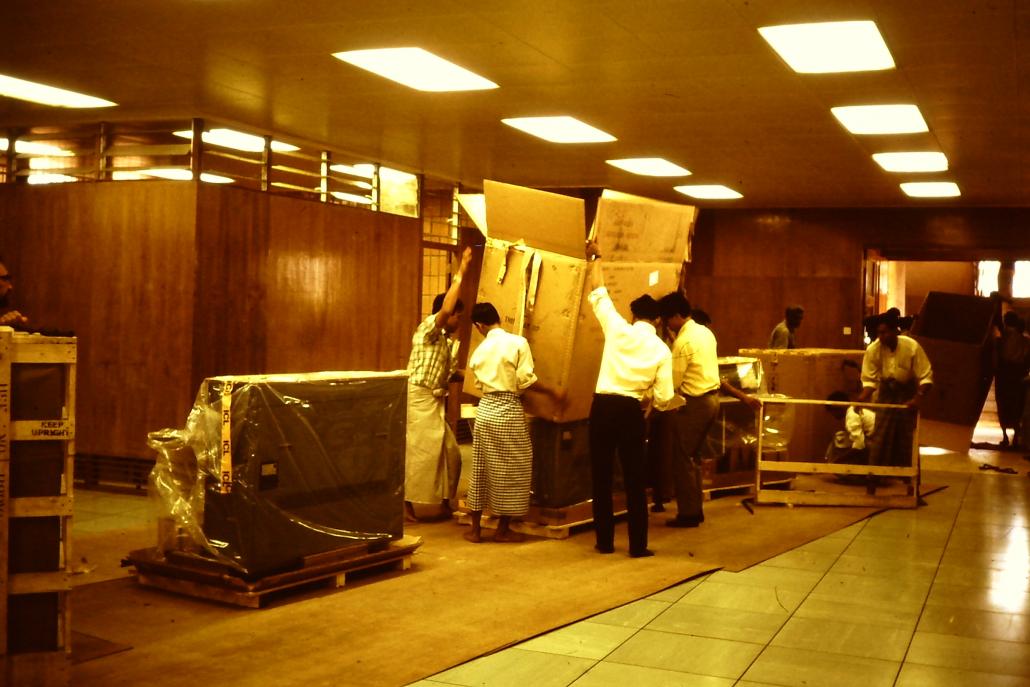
[769,305,804,349]
[404,247,471,523]
[0,258,28,328]
[585,241,674,558]
[659,291,721,528]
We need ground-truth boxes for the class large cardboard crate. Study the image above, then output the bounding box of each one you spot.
[738,348,865,462]
[461,182,696,422]
[0,329,77,687]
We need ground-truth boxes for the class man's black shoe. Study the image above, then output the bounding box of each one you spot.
[629,548,655,558]
[666,516,702,528]
[595,544,615,554]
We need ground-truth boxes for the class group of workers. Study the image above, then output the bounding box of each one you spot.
[401,245,938,555]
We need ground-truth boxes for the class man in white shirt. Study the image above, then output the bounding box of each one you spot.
[659,291,721,528]
[584,242,674,558]
[858,311,933,467]
[464,302,564,543]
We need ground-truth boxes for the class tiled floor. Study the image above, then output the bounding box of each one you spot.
[409,449,1030,687]
[70,445,1030,687]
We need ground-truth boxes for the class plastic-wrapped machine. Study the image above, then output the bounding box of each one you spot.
[148,371,407,579]
[717,356,763,394]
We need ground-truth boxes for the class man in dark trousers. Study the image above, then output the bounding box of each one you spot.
[659,291,721,528]
[584,241,674,558]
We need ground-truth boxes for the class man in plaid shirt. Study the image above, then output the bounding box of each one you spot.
[405,247,472,522]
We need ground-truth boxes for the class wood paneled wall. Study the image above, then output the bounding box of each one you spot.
[0,182,421,459]
[0,182,197,457]
[688,207,1030,356]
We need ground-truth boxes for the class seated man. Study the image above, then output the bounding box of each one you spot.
[824,391,875,465]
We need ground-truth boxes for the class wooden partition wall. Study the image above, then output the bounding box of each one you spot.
[688,207,1030,356]
[0,182,421,458]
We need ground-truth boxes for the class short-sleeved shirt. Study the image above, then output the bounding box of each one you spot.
[468,327,537,394]
[407,314,454,391]
[671,319,721,397]
[861,335,933,392]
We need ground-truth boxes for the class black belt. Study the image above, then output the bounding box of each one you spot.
[686,389,719,398]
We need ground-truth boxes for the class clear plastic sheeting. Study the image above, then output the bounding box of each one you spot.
[758,394,795,451]
[718,356,763,393]
[148,371,407,579]
[701,392,794,460]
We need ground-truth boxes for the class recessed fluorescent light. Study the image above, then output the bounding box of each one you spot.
[330,191,374,205]
[332,48,498,92]
[831,104,928,135]
[758,21,894,73]
[0,138,73,156]
[873,152,948,173]
[330,163,376,179]
[900,181,960,198]
[501,116,616,144]
[674,184,742,200]
[606,158,691,177]
[173,128,299,153]
[0,73,115,108]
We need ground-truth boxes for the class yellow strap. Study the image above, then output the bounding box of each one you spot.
[219,384,233,494]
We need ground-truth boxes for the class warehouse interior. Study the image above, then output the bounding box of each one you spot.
[1,2,1029,686]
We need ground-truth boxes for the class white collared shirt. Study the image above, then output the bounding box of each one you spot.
[671,319,721,397]
[468,327,538,394]
[861,335,934,390]
[587,287,674,408]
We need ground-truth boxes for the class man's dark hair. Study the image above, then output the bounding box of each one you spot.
[879,310,900,330]
[691,308,712,326]
[630,295,660,321]
[1004,311,1024,332]
[471,302,500,326]
[658,292,691,319]
[785,305,805,318]
[432,292,464,315]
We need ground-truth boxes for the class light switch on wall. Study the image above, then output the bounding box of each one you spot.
[843,326,852,335]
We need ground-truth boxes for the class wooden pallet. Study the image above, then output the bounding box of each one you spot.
[455,496,628,540]
[0,329,77,687]
[128,535,422,608]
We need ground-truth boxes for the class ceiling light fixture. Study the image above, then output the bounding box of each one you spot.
[332,48,498,92]
[0,73,116,108]
[674,185,742,200]
[831,104,928,135]
[758,20,894,73]
[173,128,299,153]
[872,152,948,173]
[606,158,691,177]
[900,181,960,198]
[501,116,616,144]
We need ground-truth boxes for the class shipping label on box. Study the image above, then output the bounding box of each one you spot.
[590,189,696,264]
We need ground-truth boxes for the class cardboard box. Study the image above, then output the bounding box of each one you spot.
[461,182,695,421]
[739,348,866,462]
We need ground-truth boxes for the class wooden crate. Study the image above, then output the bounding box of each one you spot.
[0,328,76,687]
[755,397,920,509]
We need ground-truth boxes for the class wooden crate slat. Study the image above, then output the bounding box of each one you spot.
[9,346,76,365]
[8,572,72,595]
[10,497,73,518]
[755,459,918,478]
[12,421,74,442]
[756,488,919,509]
[0,328,10,657]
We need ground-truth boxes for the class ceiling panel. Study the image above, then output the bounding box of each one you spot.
[0,0,1026,207]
